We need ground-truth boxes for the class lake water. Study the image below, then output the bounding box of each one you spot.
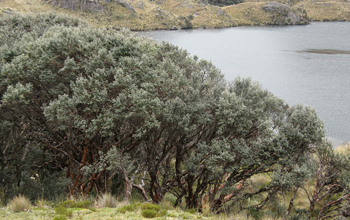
[139,22,350,146]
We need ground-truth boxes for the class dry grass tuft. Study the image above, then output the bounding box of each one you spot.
[8,195,31,213]
[96,193,118,208]
[35,198,50,209]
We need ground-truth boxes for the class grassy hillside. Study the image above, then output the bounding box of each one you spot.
[296,0,350,21]
[0,0,349,30]
[0,0,236,30]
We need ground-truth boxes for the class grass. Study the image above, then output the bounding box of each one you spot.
[96,192,118,208]
[7,195,31,213]
[224,2,271,26]
[2,165,346,220]
[2,0,348,31]
[296,0,350,21]
[0,194,286,220]
[34,198,51,209]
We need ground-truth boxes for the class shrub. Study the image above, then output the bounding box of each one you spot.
[97,193,118,208]
[8,195,31,212]
[141,203,161,211]
[141,209,157,218]
[53,215,67,220]
[55,205,73,217]
[117,203,140,213]
[55,206,67,215]
[58,200,75,208]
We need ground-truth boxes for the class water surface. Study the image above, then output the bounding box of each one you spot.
[139,22,350,146]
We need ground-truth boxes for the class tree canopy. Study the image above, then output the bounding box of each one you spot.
[1,12,349,219]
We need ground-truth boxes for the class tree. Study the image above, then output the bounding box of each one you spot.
[0,13,85,201]
[303,142,350,220]
[0,13,328,212]
[152,79,325,211]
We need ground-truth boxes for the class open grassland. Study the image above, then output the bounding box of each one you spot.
[0,0,236,30]
[296,0,350,21]
[1,0,349,30]
[223,2,271,26]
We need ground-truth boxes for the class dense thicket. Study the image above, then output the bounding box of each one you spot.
[1,13,350,219]
[0,13,86,201]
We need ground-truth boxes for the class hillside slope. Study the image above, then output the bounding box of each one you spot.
[0,0,348,30]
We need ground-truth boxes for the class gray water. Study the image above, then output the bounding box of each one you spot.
[139,22,350,146]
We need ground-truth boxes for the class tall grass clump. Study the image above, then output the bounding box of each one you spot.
[97,193,118,208]
[35,198,50,208]
[8,195,31,212]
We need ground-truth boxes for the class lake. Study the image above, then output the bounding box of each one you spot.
[139,22,350,146]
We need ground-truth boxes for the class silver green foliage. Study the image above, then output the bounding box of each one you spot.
[1,13,347,218]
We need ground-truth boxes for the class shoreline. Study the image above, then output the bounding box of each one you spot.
[327,137,348,149]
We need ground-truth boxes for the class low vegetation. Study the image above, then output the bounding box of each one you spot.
[7,195,31,213]
[295,0,350,21]
[1,11,350,220]
[97,193,118,208]
[0,0,349,30]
